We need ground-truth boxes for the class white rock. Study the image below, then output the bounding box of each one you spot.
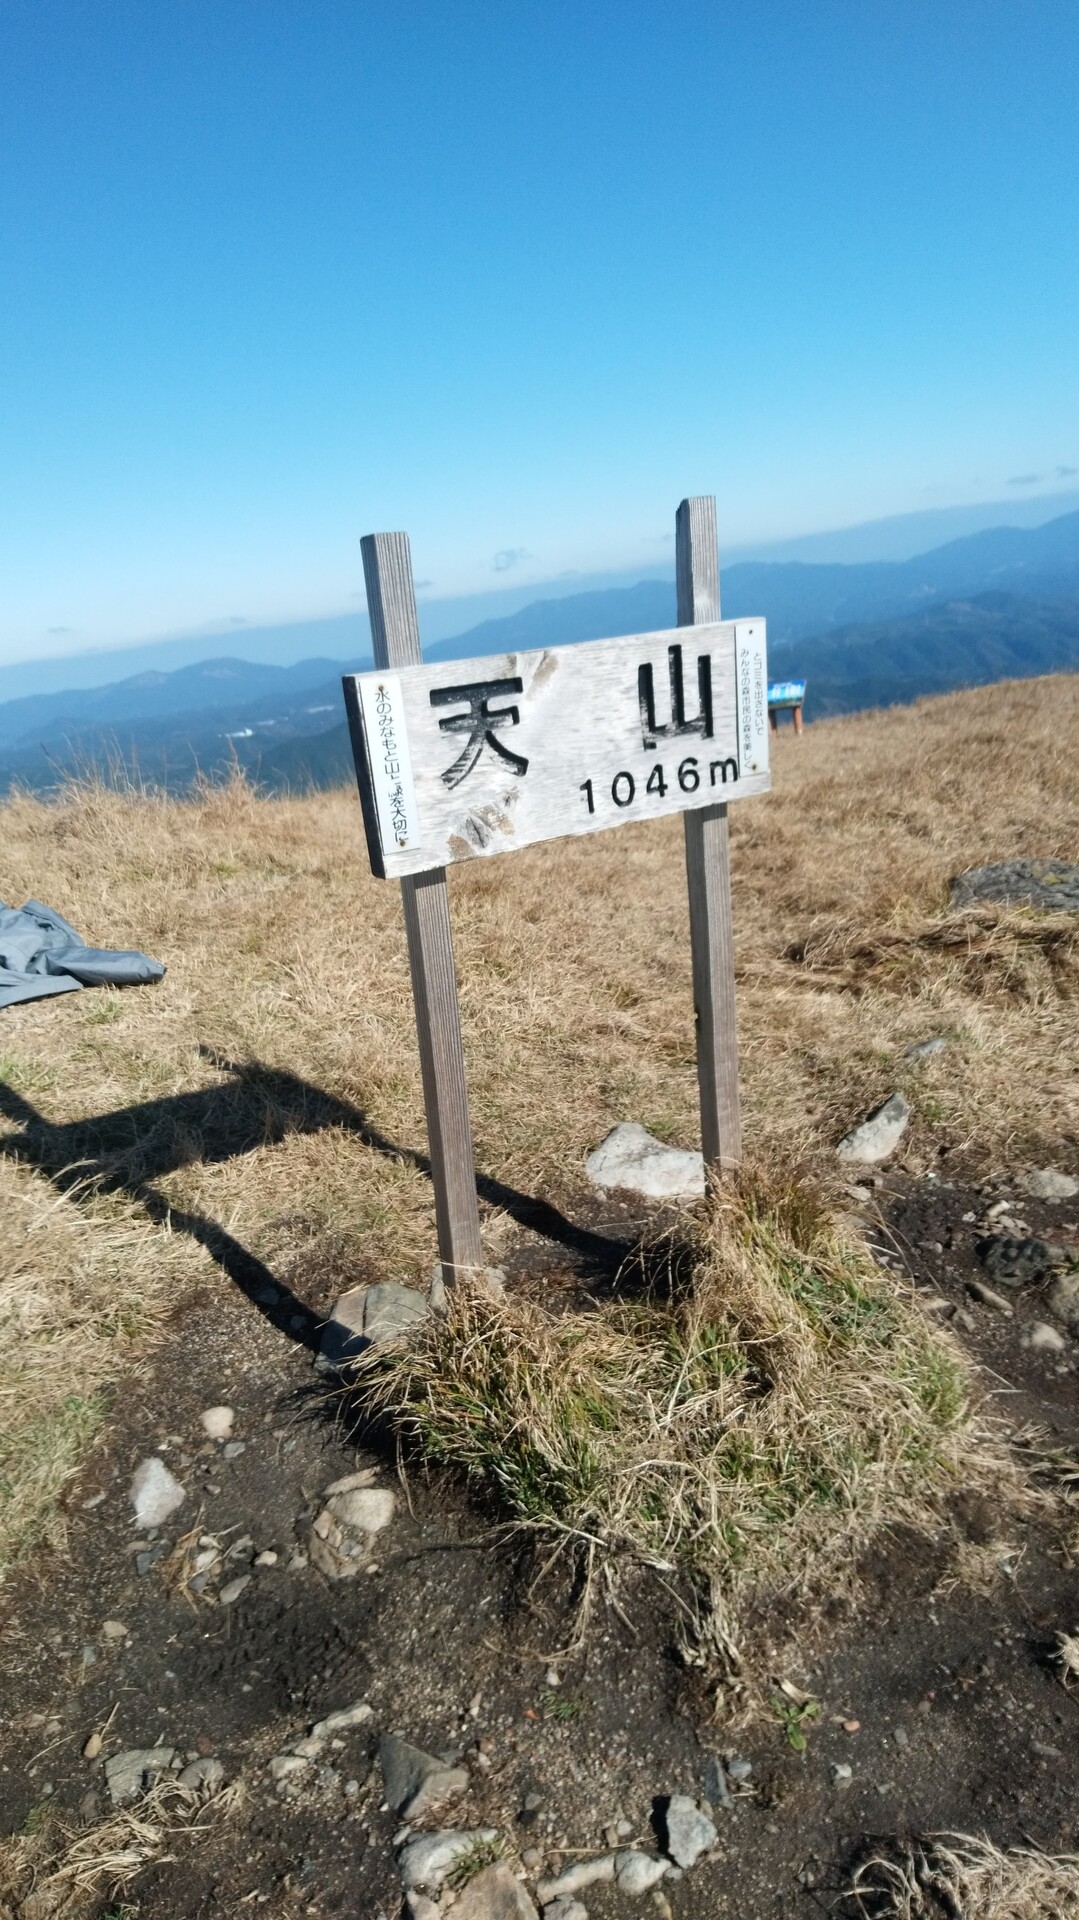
[270,1754,310,1782]
[310,1702,374,1740]
[536,1858,616,1902]
[199,1405,234,1440]
[397,1829,499,1891]
[323,1468,380,1496]
[1048,1274,1079,1333]
[178,1756,225,1791]
[614,1849,668,1893]
[903,1036,947,1060]
[218,1573,251,1606]
[105,1747,176,1806]
[664,1794,717,1869]
[836,1092,911,1165]
[541,1902,589,1920]
[1021,1169,1079,1201]
[130,1457,187,1530]
[1021,1320,1067,1352]
[254,1549,278,1566]
[328,1487,396,1535]
[585,1123,704,1201]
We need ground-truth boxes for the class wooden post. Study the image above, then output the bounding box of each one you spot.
[360,531,484,1284]
[677,497,742,1177]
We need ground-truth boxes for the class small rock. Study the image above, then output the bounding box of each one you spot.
[104,1747,176,1806]
[725,1756,752,1782]
[320,1281,428,1369]
[452,1860,540,1919]
[615,1850,668,1894]
[311,1702,374,1739]
[270,1754,310,1782]
[130,1457,186,1530]
[177,1756,225,1791]
[218,1574,251,1606]
[101,1619,129,1642]
[1021,1169,1079,1202]
[323,1468,380,1496]
[1021,1321,1067,1353]
[585,1123,704,1201]
[81,1490,107,1510]
[981,1236,1054,1288]
[135,1544,167,1577]
[254,1549,278,1566]
[663,1795,716,1870]
[903,1036,947,1060]
[405,1897,442,1920]
[329,1487,396,1535]
[380,1732,469,1819]
[222,1440,246,1460]
[82,1731,102,1761]
[701,1755,730,1808]
[1048,1274,1079,1334]
[536,1859,615,1902]
[521,1848,544,1871]
[541,1903,588,1920]
[397,1829,499,1891]
[199,1406,234,1441]
[831,1762,853,1785]
[836,1093,910,1165]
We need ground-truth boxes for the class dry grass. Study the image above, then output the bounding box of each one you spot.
[0,675,1076,1577]
[0,1778,241,1920]
[352,1163,970,1643]
[841,1832,1079,1918]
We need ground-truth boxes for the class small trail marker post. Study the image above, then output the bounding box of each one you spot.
[344,499,770,1286]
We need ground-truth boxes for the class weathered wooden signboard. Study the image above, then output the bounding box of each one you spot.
[343,621,769,880]
[344,497,769,1287]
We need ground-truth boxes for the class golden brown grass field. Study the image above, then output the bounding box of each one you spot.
[1,671,1077,1582]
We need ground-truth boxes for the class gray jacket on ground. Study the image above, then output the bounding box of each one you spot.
[0,898,166,1009]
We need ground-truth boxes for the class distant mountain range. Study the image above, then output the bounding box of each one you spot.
[2,511,1077,794]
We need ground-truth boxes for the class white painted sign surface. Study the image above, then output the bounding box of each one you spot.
[344,619,769,879]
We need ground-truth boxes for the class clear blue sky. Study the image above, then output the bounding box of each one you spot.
[1,0,1077,665]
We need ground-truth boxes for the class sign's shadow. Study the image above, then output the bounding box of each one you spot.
[0,1046,632,1351]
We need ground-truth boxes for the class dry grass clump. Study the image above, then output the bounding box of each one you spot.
[841,1832,1079,1919]
[352,1165,969,1631]
[0,1778,241,1920]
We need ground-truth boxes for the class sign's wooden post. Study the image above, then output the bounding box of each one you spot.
[678,497,742,1177]
[358,531,484,1285]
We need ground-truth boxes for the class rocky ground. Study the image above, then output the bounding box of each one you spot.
[2,1145,1079,1920]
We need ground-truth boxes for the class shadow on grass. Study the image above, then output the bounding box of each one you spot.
[0,1045,635,1353]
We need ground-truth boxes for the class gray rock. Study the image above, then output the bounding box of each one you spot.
[135,1544,167,1577]
[130,1457,186,1530]
[218,1574,251,1606]
[614,1849,668,1894]
[536,1859,615,1903]
[980,1235,1054,1287]
[397,1829,499,1891]
[701,1754,730,1808]
[200,1405,234,1440]
[319,1281,428,1369]
[903,1036,947,1060]
[1021,1168,1079,1201]
[541,1903,588,1920]
[310,1701,373,1740]
[836,1093,910,1165]
[1048,1273,1079,1333]
[664,1794,717,1869]
[1021,1321,1067,1353]
[405,1897,442,1920]
[328,1487,396,1535]
[309,1486,395,1579]
[104,1747,176,1806]
[585,1123,704,1201]
[451,1861,540,1919]
[379,1732,469,1819]
[222,1440,246,1460]
[177,1756,225,1791]
[951,860,1079,914]
[725,1755,752,1781]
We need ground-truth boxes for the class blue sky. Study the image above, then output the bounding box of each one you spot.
[1,0,1077,666]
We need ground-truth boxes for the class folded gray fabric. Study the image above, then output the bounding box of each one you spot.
[0,898,166,1009]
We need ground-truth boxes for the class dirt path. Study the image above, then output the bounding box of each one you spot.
[2,1170,1078,1919]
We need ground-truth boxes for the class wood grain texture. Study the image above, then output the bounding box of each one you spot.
[344,621,768,878]
[360,532,484,1280]
[678,496,742,1175]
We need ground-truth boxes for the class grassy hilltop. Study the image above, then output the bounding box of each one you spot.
[1,671,1076,1580]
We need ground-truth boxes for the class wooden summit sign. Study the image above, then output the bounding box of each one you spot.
[344,497,770,1285]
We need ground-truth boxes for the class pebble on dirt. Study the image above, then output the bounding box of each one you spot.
[450,1860,540,1919]
[218,1573,251,1606]
[199,1405,234,1440]
[663,1793,717,1869]
[1021,1321,1068,1353]
[1021,1168,1079,1201]
[614,1849,669,1893]
[541,1903,589,1920]
[379,1731,469,1819]
[836,1092,910,1165]
[177,1756,225,1790]
[396,1828,500,1891]
[536,1857,616,1902]
[130,1455,187,1529]
[104,1747,177,1806]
